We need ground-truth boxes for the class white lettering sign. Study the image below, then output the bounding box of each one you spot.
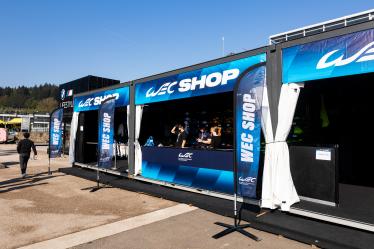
[240,94,256,163]
[316,41,374,69]
[145,69,240,98]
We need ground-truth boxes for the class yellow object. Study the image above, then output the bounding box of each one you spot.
[293,126,303,135]
[6,118,22,125]
[320,96,330,128]
[0,119,5,125]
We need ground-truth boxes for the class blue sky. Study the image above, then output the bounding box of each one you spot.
[0,1,373,86]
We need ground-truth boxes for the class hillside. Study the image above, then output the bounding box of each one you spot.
[0,84,59,113]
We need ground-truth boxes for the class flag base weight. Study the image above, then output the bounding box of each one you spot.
[89,186,101,192]
[212,193,260,241]
[48,158,52,175]
[88,180,101,192]
[88,171,101,193]
[212,220,261,241]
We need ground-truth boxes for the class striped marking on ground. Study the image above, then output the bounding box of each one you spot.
[18,204,197,249]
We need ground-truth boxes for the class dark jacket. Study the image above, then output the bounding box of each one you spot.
[17,138,37,155]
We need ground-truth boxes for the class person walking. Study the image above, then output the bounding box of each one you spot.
[17,132,37,178]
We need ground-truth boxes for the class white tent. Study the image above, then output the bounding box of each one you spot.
[134,105,143,176]
[261,83,303,211]
[69,112,79,164]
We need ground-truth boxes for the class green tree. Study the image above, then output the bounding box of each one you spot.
[0,84,59,113]
[36,97,58,113]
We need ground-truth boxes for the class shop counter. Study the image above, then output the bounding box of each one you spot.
[141,146,234,194]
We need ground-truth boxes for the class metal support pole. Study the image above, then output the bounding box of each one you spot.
[89,97,115,192]
[96,166,100,189]
[48,157,51,175]
[113,141,118,170]
[212,65,264,242]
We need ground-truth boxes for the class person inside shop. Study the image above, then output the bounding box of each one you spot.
[115,122,128,158]
[116,123,125,143]
[210,126,222,149]
[221,122,233,148]
[210,118,222,148]
[196,125,222,149]
[171,124,187,148]
[196,126,211,148]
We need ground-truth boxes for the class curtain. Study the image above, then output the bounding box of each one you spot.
[260,82,275,209]
[69,112,79,164]
[134,105,143,176]
[261,83,302,211]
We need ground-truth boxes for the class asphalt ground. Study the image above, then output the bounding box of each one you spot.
[72,208,310,249]
[0,144,311,249]
[0,144,175,249]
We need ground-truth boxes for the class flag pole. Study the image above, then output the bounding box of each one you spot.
[212,64,265,241]
[90,124,101,192]
[91,114,102,192]
[90,96,116,192]
[48,109,53,175]
[48,107,63,176]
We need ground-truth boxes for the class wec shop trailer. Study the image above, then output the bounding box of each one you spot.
[70,47,270,202]
[69,84,131,174]
[267,9,374,233]
[67,9,374,249]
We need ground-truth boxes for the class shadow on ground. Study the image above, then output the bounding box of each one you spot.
[0,171,61,194]
[0,151,17,156]
[0,161,19,167]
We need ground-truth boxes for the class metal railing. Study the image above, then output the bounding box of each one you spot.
[269,9,374,44]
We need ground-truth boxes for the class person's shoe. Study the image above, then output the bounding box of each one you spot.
[21,173,26,178]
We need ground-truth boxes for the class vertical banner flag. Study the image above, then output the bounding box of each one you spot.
[235,65,265,198]
[49,108,64,158]
[98,97,115,168]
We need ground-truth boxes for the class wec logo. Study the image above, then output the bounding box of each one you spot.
[145,69,239,98]
[60,89,66,100]
[78,93,119,108]
[238,176,256,185]
[316,41,374,69]
[146,82,176,97]
[178,152,193,162]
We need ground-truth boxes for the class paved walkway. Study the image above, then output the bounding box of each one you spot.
[0,144,175,249]
[0,144,311,249]
[72,208,310,249]
[19,206,311,249]
[19,204,197,249]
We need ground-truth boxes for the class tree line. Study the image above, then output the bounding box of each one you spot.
[0,83,59,114]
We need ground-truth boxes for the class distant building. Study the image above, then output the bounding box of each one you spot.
[0,113,50,132]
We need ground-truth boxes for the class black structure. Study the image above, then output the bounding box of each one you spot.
[59,75,120,152]
[59,75,120,114]
[73,83,130,174]
[290,145,339,205]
